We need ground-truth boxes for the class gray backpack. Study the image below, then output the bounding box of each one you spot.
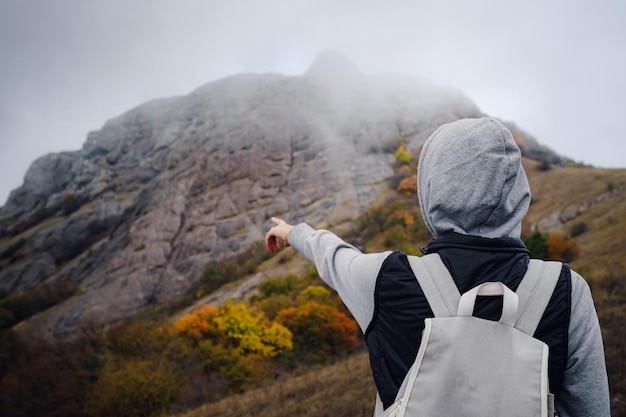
[374,253,562,417]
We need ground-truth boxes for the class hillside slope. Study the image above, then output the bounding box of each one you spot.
[172,159,626,417]
[522,159,626,282]
[1,51,623,414]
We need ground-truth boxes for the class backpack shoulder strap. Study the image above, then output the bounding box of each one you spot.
[407,254,461,317]
[514,259,563,335]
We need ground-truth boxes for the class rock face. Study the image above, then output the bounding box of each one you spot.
[0,53,481,339]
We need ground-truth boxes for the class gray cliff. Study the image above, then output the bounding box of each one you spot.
[0,52,481,338]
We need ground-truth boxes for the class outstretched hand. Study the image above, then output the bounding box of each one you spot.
[265,217,294,252]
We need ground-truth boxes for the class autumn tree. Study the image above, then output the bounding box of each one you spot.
[173,304,221,343]
[174,302,292,357]
[524,230,580,262]
[173,301,292,391]
[275,301,360,364]
[213,302,293,357]
[296,285,332,305]
[546,233,580,263]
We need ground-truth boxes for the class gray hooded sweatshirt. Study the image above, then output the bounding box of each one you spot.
[288,117,611,416]
[417,117,530,239]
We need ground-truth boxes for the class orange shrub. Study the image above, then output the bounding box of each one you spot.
[173,304,220,342]
[397,174,417,196]
[275,302,359,359]
[546,233,580,263]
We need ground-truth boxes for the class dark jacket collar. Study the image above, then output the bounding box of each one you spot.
[421,232,530,255]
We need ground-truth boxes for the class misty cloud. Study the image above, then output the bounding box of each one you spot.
[1,0,625,204]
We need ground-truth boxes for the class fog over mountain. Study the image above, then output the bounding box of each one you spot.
[1,0,625,206]
[0,53,488,338]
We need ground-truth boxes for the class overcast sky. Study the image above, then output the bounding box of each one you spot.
[1,0,624,205]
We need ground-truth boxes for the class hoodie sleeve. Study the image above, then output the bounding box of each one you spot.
[556,270,611,417]
[288,223,391,332]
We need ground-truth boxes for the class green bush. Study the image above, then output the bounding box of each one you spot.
[197,241,276,296]
[523,230,549,259]
[0,280,79,330]
[394,148,413,164]
[297,286,331,304]
[254,294,294,320]
[258,274,300,298]
[537,159,552,171]
[570,221,588,237]
[197,341,268,392]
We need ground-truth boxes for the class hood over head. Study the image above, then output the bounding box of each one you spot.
[418,117,531,239]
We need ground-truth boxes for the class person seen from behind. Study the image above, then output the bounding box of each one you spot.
[265,117,611,416]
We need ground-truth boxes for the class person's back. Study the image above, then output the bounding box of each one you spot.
[375,254,564,417]
[265,117,611,416]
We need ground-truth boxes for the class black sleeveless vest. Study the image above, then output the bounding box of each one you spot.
[364,233,571,409]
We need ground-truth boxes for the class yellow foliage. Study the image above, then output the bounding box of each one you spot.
[394,144,413,164]
[215,302,292,357]
[297,286,331,304]
[174,302,292,358]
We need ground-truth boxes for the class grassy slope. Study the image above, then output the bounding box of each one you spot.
[523,159,626,286]
[172,161,626,417]
[174,351,376,417]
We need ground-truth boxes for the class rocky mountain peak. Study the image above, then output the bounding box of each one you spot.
[0,57,481,339]
[305,50,362,78]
